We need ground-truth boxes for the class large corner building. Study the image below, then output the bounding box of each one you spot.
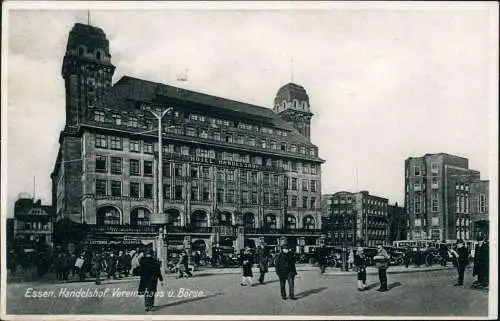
[51,23,325,254]
[405,153,489,241]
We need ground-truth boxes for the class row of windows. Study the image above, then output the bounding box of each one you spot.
[456,183,470,191]
[288,196,317,209]
[287,178,318,192]
[96,180,154,198]
[96,157,153,177]
[412,162,439,176]
[94,135,320,174]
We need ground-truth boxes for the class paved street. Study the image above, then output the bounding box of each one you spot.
[6,269,488,316]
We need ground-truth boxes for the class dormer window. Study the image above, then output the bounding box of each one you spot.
[282,101,286,109]
[96,50,101,61]
[78,47,84,57]
[294,100,299,109]
[302,101,307,110]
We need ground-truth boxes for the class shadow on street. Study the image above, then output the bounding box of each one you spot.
[295,287,327,299]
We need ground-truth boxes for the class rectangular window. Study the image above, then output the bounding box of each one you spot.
[311,164,317,175]
[111,181,122,196]
[110,157,122,175]
[203,182,210,201]
[94,111,105,122]
[186,127,196,137]
[144,184,153,199]
[264,192,271,205]
[292,162,297,172]
[291,196,298,208]
[164,183,171,199]
[302,196,308,209]
[130,159,140,176]
[212,131,221,141]
[202,166,210,178]
[95,155,107,173]
[143,142,153,154]
[240,171,248,184]
[110,136,122,150]
[191,186,199,201]
[199,129,208,139]
[415,195,421,214]
[128,117,138,128]
[251,172,258,185]
[292,178,297,191]
[414,218,422,227]
[225,133,233,143]
[272,193,279,206]
[291,145,297,153]
[431,217,439,226]
[251,191,258,204]
[241,191,249,204]
[175,184,183,200]
[414,166,421,176]
[191,166,199,178]
[310,180,316,192]
[300,146,306,154]
[130,140,140,153]
[95,134,107,148]
[174,164,182,177]
[260,139,267,149]
[310,197,316,209]
[302,179,308,191]
[273,175,279,186]
[456,194,460,213]
[163,163,171,177]
[479,195,487,213]
[96,180,107,196]
[130,182,140,198]
[432,197,439,212]
[236,135,244,144]
[263,173,270,186]
[465,195,469,213]
[270,141,277,150]
[144,161,153,177]
[227,189,235,203]
[248,137,255,146]
[309,147,315,156]
[280,143,287,151]
[217,188,224,203]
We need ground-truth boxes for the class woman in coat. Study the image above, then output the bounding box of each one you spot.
[354,247,368,291]
[138,250,164,312]
[240,247,253,286]
[257,245,269,284]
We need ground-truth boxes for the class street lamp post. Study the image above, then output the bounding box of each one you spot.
[149,107,173,217]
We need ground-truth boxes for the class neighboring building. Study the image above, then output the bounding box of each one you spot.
[405,153,487,241]
[322,191,389,247]
[470,180,489,240]
[388,202,406,243]
[13,196,55,244]
[50,23,325,255]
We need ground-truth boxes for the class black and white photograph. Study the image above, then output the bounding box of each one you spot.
[1,1,498,320]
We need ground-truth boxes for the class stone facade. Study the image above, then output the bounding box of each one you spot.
[51,23,325,252]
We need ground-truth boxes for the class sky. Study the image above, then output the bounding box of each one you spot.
[2,2,498,216]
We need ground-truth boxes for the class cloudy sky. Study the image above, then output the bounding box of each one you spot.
[3,2,498,216]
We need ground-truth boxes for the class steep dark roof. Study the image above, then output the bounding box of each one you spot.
[95,76,313,145]
[274,82,310,105]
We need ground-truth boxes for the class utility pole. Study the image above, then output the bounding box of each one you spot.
[150,107,173,217]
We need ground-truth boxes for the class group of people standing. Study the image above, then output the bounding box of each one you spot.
[353,245,390,292]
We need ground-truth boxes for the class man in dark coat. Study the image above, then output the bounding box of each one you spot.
[92,251,104,285]
[316,244,328,274]
[450,239,469,286]
[275,246,297,300]
[177,251,193,278]
[473,238,489,287]
[240,247,253,286]
[257,245,268,284]
[439,243,449,267]
[138,250,164,312]
[374,245,390,292]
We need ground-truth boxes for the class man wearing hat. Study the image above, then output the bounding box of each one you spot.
[374,245,390,292]
[275,242,297,300]
[449,239,469,286]
[473,237,489,288]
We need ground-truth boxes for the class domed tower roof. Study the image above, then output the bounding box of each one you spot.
[66,23,111,56]
[274,82,310,106]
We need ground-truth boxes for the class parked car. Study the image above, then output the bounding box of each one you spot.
[385,246,405,266]
[362,247,379,266]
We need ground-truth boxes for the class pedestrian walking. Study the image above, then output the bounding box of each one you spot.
[316,244,328,274]
[354,247,368,291]
[374,245,390,292]
[275,245,297,300]
[177,251,193,278]
[240,247,253,286]
[404,246,411,268]
[92,251,105,285]
[138,250,164,312]
[75,251,86,281]
[257,245,268,284]
[439,243,449,267]
[473,237,489,288]
[449,239,469,286]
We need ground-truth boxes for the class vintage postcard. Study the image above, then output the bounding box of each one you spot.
[1,1,498,320]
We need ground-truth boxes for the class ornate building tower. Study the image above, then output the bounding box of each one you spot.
[62,23,115,126]
[273,83,313,140]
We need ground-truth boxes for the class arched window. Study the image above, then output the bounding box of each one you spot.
[302,101,308,110]
[286,215,297,229]
[96,206,120,225]
[282,101,286,109]
[96,50,101,61]
[294,99,300,109]
[131,207,151,226]
[78,47,84,57]
[303,215,315,229]
[243,213,255,228]
[191,211,208,228]
[264,214,277,229]
[219,212,232,226]
[167,209,181,226]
